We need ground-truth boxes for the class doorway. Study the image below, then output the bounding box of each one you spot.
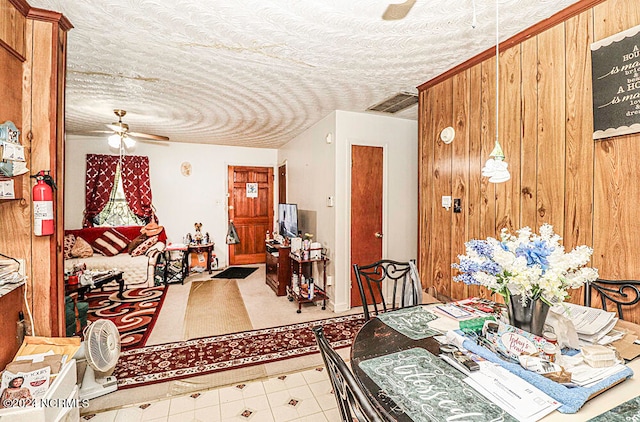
[350,145,384,307]
[228,166,274,265]
[278,163,287,204]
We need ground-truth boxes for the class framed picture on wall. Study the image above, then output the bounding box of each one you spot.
[591,24,640,140]
[246,182,258,198]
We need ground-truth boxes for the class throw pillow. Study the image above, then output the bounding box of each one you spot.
[131,235,159,257]
[92,229,130,257]
[70,237,93,258]
[127,233,148,254]
[63,234,76,259]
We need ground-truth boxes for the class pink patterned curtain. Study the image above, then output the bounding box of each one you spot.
[121,155,154,222]
[83,154,119,227]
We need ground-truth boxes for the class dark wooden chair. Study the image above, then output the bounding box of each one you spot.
[312,326,383,422]
[352,259,421,320]
[585,278,640,320]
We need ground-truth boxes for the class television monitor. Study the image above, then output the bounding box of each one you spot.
[278,203,298,239]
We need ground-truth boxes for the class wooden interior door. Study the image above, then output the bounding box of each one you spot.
[350,145,384,307]
[278,163,287,204]
[228,166,274,265]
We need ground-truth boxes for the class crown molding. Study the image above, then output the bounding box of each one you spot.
[27,8,74,31]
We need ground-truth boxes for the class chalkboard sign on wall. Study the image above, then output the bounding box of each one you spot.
[591,24,640,140]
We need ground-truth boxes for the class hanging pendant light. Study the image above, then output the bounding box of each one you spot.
[481,0,510,183]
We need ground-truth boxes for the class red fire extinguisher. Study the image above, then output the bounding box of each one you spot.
[31,170,56,236]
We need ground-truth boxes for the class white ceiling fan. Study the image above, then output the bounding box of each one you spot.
[92,109,169,149]
[382,0,417,20]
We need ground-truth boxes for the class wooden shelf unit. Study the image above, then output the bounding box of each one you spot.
[0,174,23,200]
[265,243,291,296]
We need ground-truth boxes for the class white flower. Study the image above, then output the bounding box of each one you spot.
[452,224,597,304]
[539,223,556,241]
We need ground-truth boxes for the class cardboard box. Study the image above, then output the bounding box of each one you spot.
[14,336,81,362]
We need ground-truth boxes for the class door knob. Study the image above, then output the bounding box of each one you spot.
[375,232,383,238]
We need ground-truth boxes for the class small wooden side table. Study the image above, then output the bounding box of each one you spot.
[187,242,216,274]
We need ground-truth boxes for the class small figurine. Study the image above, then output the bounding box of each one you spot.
[204,232,210,244]
[194,222,203,244]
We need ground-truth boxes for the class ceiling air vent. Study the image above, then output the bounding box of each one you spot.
[367,92,418,114]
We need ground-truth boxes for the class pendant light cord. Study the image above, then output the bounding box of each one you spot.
[495,0,499,144]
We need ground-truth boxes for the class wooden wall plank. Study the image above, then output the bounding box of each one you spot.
[466,63,483,299]
[520,37,539,229]
[495,45,522,234]
[480,58,496,239]
[450,70,470,300]
[564,10,594,304]
[430,79,453,297]
[29,19,55,336]
[536,24,566,231]
[417,89,431,289]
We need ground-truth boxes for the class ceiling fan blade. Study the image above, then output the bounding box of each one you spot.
[382,0,417,20]
[136,138,170,146]
[71,130,114,137]
[128,131,170,141]
[106,123,127,133]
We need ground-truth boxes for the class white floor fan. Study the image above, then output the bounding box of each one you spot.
[76,319,121,401]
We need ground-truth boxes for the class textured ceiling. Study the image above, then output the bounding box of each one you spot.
[29,0,581,148]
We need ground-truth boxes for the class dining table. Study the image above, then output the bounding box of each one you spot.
[350,304,640,422]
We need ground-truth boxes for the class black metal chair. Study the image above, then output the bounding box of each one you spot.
[585,278,640,320]
[312,326,383,422]
[352,259,421,321]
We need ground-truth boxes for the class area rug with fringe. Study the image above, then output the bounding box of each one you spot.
[114,313,365,389]
[86,285,167,351]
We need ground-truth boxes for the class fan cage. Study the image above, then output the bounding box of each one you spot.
[85,320,121,373]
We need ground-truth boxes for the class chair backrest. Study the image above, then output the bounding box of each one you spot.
[312,326,383,422]
[352,259,420,320]
[585,278,640,320]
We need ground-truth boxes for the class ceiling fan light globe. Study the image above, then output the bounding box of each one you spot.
[107,134,121,148]
[123,137,136,149]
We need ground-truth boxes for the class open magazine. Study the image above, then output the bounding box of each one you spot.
[435,297,506,320]
[0,367,50,408]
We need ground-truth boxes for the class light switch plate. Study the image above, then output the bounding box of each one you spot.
[327,196,334,207]
[442,196,452,210]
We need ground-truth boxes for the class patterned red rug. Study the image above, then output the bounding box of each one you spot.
[114,313,365,389]
[85,285,167,351]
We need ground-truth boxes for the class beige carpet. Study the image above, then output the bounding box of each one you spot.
[183,278,253,339]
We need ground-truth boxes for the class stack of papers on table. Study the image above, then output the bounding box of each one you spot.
[560,353,629,388]
[464,361,560,421]
[551,302,618,345]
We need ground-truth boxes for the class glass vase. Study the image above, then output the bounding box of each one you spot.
[506,294,550,336]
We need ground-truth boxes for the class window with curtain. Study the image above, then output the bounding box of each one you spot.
[83,154,155,227]
[94,165,144,226]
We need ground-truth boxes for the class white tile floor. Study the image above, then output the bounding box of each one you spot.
[81,367,340,422]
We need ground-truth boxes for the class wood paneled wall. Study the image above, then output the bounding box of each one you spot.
[0,0,29,370]
[0,0,70,368]
[418,0,640,320]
